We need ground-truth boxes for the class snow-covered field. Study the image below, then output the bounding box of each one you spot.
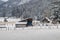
[0,28,60,40]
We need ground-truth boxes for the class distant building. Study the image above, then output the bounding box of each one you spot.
[42,17,50,23]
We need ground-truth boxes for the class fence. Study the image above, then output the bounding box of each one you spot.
[0,23,60,30]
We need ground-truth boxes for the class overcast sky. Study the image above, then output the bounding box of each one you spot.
[1,0,8,2]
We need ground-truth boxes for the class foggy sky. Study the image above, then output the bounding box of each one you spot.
[1,0,8,2]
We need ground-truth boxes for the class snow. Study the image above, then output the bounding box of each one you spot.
[7,18,21,22]
[18,0,30,5]
[0,18,60,40]
[0,29,60,40]
[0,17,21,22]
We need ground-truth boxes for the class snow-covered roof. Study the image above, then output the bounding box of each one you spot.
[16,22,27,24]
[45,17,51,22]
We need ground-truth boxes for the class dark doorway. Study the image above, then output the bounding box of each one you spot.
[26,18,33,27]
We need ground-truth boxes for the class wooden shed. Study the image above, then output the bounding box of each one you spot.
[16,20,27,28]
[15,18,33,28]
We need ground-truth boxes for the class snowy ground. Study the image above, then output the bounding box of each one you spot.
[0,28,60,40]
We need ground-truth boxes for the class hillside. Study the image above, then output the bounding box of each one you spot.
[0,0,60,19]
